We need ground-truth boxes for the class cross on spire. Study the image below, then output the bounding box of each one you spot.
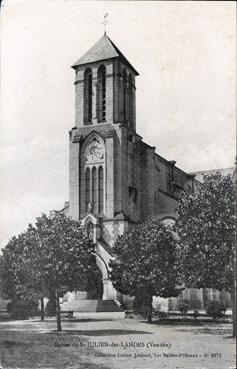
[102,13,108,35]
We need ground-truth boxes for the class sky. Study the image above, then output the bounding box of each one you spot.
[0,0,236,248]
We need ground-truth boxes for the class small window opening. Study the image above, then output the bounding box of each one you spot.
[129,186,137,203]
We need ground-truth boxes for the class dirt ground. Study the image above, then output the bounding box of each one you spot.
[0,317,235,369]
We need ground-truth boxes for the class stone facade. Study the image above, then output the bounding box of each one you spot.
[63,34,232,310]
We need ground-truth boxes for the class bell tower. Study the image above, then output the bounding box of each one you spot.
[72,33,138,130]
[69,34,139,223]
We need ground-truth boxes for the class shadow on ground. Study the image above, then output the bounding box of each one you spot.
[47,329,152,336]
[0,339,26,348]
[0,329,112,369]
[176,327,233,336]
[141,319,231,326]
[33,318,113,323]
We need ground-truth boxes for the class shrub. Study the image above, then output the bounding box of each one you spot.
[133,295,153,319]
[7,299,39,319]
[139,305,151,319]
[155,311,169,319]
[205,300,226,319]
[193,310,200,320]
[178,302,189,314]
[133,295,147,314]
[45,298,56,316]
[189,299,202,310]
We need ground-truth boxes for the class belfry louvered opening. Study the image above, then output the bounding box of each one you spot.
[97,65,106,123]
[84,68,93,124]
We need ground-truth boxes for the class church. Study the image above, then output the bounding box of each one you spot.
[60,33,232,314]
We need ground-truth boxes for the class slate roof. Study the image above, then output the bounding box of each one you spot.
[72,34,139,75]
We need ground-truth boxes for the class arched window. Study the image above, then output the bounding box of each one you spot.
[122,69,128,123]
[85,167,91,210]
[97,65,106,123]
[86,168,91,209]
[98,166,104,214]
[128,73,134,128]
[92,166,97,213]
[84,68,92,124]
[83,135,105,216]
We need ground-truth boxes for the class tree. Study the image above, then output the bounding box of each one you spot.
[0,211,96,331]
[0,225,55,321]
[109,218,182,322]
[31,211,97,331]
[175,173,236,336]
[0,232,41,319]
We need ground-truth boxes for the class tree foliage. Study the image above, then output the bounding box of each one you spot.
[0,231,39,303]
[0,211,96,330]
[32,211,96,296]
[109,218,182,321]
[176,173,235,291]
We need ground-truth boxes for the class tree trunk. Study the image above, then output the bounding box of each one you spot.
[40,295,44,321]
[231,252,236,337]
[231,230,236,337]
[55,289,62,332]
[231,287,236,337]
[147,295,153,323]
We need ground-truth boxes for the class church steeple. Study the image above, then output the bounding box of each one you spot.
[72,34,138,131]
[72,34,139,76]
[69,34,140,223]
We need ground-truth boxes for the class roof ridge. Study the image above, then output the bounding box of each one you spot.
[106,35,139,75]
[72,34,139,75]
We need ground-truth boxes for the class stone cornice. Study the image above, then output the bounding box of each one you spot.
[104,130,115,139]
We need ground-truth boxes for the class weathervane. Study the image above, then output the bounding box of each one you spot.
[102,13,108,35]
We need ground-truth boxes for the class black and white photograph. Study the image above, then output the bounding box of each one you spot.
[0,1,236,368]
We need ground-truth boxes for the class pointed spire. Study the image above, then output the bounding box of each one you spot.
[72,34,139,75]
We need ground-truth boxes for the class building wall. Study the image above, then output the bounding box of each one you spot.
[69,121,196,226]
[168,288,231,312]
